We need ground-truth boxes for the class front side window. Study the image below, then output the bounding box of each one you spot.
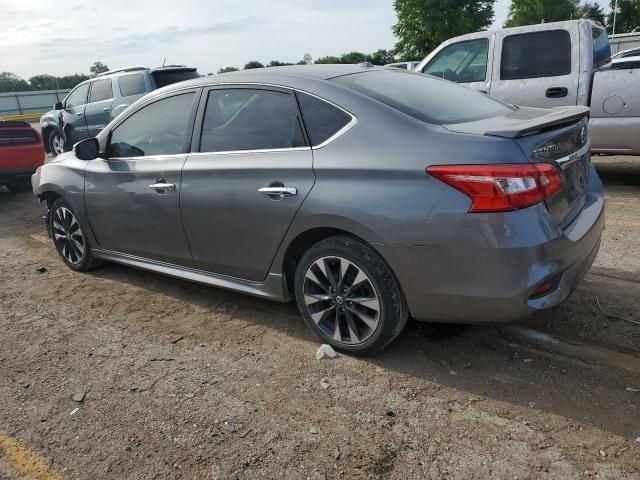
[333,70,512,125]
[65,84,89,108]
[89,79,113,103]
[501,30,571,80]
[297,92,352,146]
[592,27,611,68]
[200,89,306,152]
[109,93,195,158]
[423,39,489,83]
[118,73,147,97]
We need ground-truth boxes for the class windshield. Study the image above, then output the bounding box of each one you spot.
[332,70,513,124]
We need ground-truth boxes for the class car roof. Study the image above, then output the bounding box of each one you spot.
[612,56,640,63]
[149,64,386,97]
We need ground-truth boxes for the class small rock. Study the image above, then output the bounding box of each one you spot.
[316,344,337,360]
[449,370,458,376]
[185,393,195,399]
[310,427,318,434]
[528,402,536,408]
[69,408,80,416]
[625,387,639,393]
[386,410,396,417]
[170,335,184,344]
[72,392,86,403]
[599,450,607,457]
[635,437,640,444]
[320,379,330,389]
[36,266,47,273]
[129,386,140,392]
[523,358,533,363]
[332,447,341,460]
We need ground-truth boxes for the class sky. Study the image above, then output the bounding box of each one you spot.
[0,0,610,80]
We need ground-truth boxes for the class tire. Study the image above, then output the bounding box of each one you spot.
[49,129,66,156]
[294,236,407,355]
[49,198,101,271]
[6,179,32,192]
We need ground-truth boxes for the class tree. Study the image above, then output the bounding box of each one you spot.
[0,72,31,93]
[504,0,579,27]
[339,52,368,64]
[577,1,606,24]
[243,61,264,69]
[217,66,239,74]
[393,0,495,59]
[314,55,341,64]
[28,74,60,90]
[369,49,396,65]
[89,61,109,77]
[607,0,640,33]
[267,60,293,67]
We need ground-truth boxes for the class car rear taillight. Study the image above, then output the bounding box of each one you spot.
[426,164,562,213]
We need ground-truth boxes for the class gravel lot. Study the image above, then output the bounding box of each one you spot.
[0,156,639,479]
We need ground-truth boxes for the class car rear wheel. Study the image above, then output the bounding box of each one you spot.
[50,198,101,271]
[294,236,407,355]
[49,130,65,156]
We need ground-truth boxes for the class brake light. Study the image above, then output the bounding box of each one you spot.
[427,164,562,213]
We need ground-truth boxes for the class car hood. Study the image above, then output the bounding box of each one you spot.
[443,105,590,139]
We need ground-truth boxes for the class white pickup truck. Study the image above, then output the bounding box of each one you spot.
[415,20,640,155]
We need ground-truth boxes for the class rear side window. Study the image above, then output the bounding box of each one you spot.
[0,128,39,146]
[297,92,352,146]
[423,39,489,83]
[89,79,113,103]
[118,73,146,96]
[333,70,512,125]
[200,89,306,152]
[151,70,200,88]
[501,30,571,80]
[109,93,195,158]
[592,27,611,68]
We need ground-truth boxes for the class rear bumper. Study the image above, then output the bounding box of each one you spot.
[378,164,605,324]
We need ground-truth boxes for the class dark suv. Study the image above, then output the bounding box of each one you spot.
[40,65,199,155]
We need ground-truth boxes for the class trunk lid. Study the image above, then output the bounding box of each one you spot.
[443,106,591,228]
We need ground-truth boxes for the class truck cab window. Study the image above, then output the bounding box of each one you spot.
[501,30,571,80]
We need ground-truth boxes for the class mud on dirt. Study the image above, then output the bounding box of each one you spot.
[0,156,639,479]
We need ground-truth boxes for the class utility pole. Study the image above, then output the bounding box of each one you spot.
[612,0,619,36]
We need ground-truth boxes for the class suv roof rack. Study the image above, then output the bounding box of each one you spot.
[96,66,147,77]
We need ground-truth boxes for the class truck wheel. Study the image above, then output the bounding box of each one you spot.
[49,130,66,156]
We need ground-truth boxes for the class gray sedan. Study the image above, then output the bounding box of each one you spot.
[32,65,605,354]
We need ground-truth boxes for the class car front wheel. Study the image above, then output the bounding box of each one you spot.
[294,236,407,355]
[49,130,65,156]
[49,198,101,271]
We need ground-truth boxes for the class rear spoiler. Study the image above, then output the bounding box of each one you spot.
[444,106,590,139]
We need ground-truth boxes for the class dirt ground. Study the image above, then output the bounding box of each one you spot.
[0,156,639,480]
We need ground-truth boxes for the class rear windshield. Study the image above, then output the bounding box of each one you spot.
[151,70,200,88]
[332,70,512,124]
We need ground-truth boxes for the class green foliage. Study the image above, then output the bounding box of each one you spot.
[0,72,32,93]
[577,1,606,25]
[89,61,109,77]
[369,49,396,65]
[217,66,239,74]
[393,0,495,59]
[504,0,579,27]
[314,55,341,64]
[244,61,265,69]
[267,60,293,67]
[28,74,60,90]
[339,52,368,64]
[607,0,640,33]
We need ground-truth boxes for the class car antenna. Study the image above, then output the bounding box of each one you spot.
[162,57,166,67]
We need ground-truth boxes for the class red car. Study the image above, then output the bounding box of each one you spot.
[0,120,45,192]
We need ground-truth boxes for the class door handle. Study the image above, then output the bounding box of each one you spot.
[545,87,568,98]
[102,107,111,112]
[258,186,297,198]
[149,182,176,191]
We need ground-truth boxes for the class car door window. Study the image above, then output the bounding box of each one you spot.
[89,79,113,103]
[118,73,146,96]
[297,92,353,146]
[423,39,489,83]
[199,89,306,152]
[501,30,571,80]
[65,84,89,108]
[109,92,195,158]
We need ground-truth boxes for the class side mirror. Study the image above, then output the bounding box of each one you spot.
[74,138,100,161]
[54,102,63,110]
